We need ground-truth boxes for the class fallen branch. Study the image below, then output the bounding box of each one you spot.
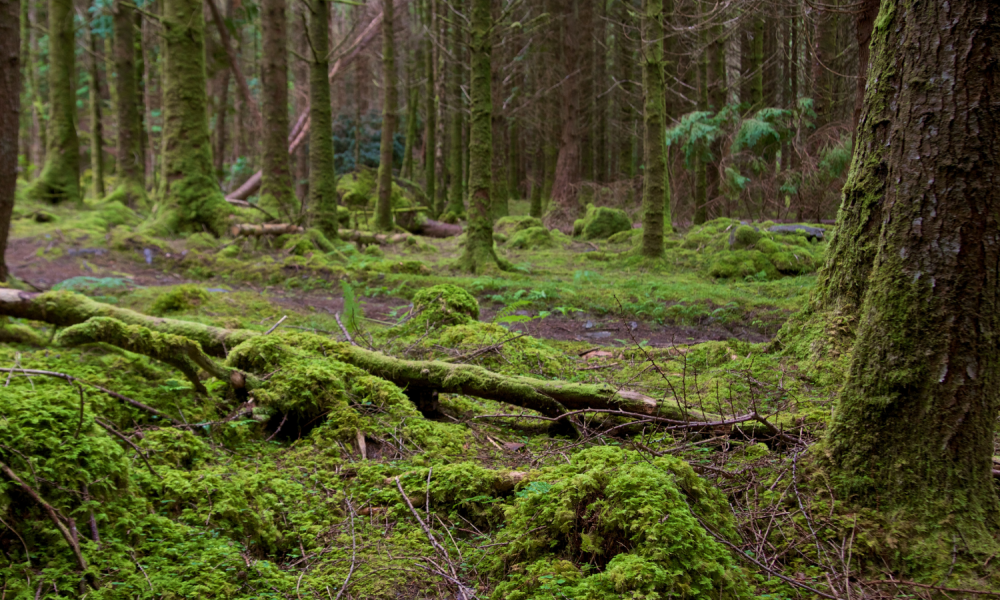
[338,229,412,245]
[93,418,163,480]
[230,223,304,238]
[0,460,99,590]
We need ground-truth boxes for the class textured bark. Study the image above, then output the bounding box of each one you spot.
[260,0,295,218]
[639,0,668,258]
[548,0,581,220]
[112,0,146,207]
[160,0,230,234]
[309,0,339,240]
[824,1,1000,541]
[459,0,501,273]
[374,0,398,231]
[86,22,106,199]
[0,0,19,282]
[444,5,465,218]
[616,0,635,199]
[292,0,309,204]
[31,0,80,204]
[423,9,437,210]
[401,67,418,179]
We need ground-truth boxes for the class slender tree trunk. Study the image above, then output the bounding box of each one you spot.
[401,66,418,180]
[31,0,80,204]
[309,0,338,240]
[852,0,879,136]
[529,143,543,218]
[0,0,20,282]
[86,19,106,199]
[444,3,465,218]
[112,0,146,207]
[823,0,1000,555]
[459,0,500,272]
[374,0,397,231]
[423,0,437,210]
[548,0,581,226]
[292,0,310,204]
[490,1,508,220]
[27,1,44,172]
[260,0,295,218]
[639,0,668,257]
[160,0,230,233]
[617,0,635,200]
[18,0,30,180]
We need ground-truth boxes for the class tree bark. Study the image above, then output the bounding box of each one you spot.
[639,0,668,258]
[112,0,147,207]
[86,17,106,199]
[423,2,437,210]
[309,0,339,240]
[374,0,399,231]
[547,0,581,226]
[824,0,1000,544]
[401,66,418,180]
[852,0,879,136]
[30,0,80,204]
[206,0,262,128]
[444,4,465,218]
[0,0,19,282]
[459,0,501,273]
[160,0,230,234]
[260,0,295,219]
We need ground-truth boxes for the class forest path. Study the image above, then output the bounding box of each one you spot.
[6,235,772,347]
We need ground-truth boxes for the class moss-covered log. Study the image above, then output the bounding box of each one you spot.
[230,223,305,237]
[29,0,80,205]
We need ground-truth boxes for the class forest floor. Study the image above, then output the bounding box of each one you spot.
[3,191,993,599]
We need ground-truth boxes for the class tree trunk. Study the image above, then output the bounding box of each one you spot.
[112,0,146,207]
[260,0,295,219]
[86,18,106,200]
[292,0,310,205]
[401,65,418,180]
[206,0,262,129]
[423,2,437,210]
[374,0,398,231]
[852,0,879,136]
[639,0,668,258]
[309,0,338,240]
[18,0,30,181]
[0,0,19,282]
[547,0,581,226]
[444,5,465,218]
[30,0,80,204]
[160,0,230,234]
[617,0,635,201]
[459,0,501,273]
[823,0,1000,549]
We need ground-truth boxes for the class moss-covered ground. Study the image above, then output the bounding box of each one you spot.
[3,186,997,598]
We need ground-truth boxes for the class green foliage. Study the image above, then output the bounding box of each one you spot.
[403,283,480,332]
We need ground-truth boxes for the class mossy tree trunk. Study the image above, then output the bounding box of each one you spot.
[0,0,19,282]
[423,1,437,210]
[822,0,1000,554]
[458,0,501,273]
[616,0,635,203]
[112,0,146,208]
[160,0,230,234]
[374,0,398,231]
[548,0,581,223]
[639,0,668,258]
[444,3,465,218]
[31,0,80,205]
[260,0,295,219]
[86,22,106,200]
[401,65,418,180]
[308,0,338,240]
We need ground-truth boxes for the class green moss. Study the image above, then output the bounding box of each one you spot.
[494,215,544,237]
[0,322,48,346]
[151,284,211,315]
[405,283,480,333]
[607,229,642,245]
[487,446,751,600]
[732,224,762,248]
[577,205,632,240]
[364,244,385,258]
[507,226,554,250]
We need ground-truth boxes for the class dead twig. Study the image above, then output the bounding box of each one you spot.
[335,312,356,346]
[93,418,163,480]
[265,315,288,335]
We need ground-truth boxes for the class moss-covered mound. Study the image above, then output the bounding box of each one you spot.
[670,218,827,279]
[495,215,544,237]
[573,205,632,240]
[487,446,751,600]
[508,226,555,250]
[400,283,481,335]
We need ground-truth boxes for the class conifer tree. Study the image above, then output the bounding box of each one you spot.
[639,0,668,258]
[374,0,398,231]
[308,0,338,240]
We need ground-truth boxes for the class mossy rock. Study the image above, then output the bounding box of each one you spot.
[151,285,210,315]
[403,284,479,333]
[677,218,827,279]
[487,446,751,600]
[577,204,632,240]
[607,228,642,245]
[507,226,554,250]
[494,215,544,237]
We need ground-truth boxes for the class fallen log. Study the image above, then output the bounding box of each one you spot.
[414,219,462,238]
[338,229,412,245]
[230,223,305,238]
[0,290,792,438]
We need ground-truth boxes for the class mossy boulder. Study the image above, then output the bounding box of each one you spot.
[151,285,210,315]
[403,284,480,333]
[576,204,632,240]
[507,226,555,250]
[494,215,544,237]
[487,446,751,600]
[607,228,642,245]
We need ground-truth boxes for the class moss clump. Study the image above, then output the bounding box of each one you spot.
[574,204,632,240]
[151,284,211,315]
[0,323,48,346]
[494,215,544,237]
[402,284,480,333]
[507,226,555,250]
[732,224,762,248]
[487,446,750,600]
[607,228,642,245]
[364,244,385,258]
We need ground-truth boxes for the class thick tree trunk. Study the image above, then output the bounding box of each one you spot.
[459,0,501,273]
[374,0,398,231]
[309,0,339,240]
[824,0,1000,547]
[639,0,667,258]
[112,0,146,207]
[160,0,230,234]
[260,0,295,219]
[31,0,80,205]
[0,0,19,282]
[401,68,418,180]
[547,0,581,226]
